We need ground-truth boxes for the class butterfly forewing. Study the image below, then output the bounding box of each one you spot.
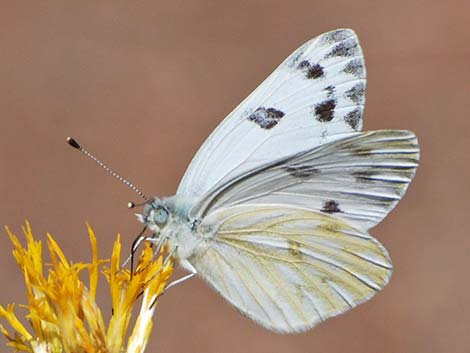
[190,205,392,333]
[178,29,367,198]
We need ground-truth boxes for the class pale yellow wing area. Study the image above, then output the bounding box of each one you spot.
[191,205,392,333]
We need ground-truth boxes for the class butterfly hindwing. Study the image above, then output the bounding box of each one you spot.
[178,29,367,198]
[190,130,419,230]
[189,205,391,333]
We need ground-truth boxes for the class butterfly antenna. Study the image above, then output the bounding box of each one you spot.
[66,137,150,202]
[127,201,148,209]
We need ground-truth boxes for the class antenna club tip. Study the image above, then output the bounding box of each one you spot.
[128,201,135,209]
[66,137,81,149]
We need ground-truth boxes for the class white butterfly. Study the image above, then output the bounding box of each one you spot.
[70,29,419,333]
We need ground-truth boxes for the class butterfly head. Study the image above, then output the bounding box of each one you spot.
[135,197,170,233]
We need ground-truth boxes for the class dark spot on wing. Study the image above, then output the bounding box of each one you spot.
[345,82,365,104]
[321,200,342,213]
[325,85,335,98]
[298,60,309,69]
[314,99,336,122]
[343,58,364,78]
[321,29,353,44]
[326,40,359,58]
[247,107,285,129]
[298,60,325,79]
[344,109,361,130]
[306,64,324,79]
[284,164,320,178]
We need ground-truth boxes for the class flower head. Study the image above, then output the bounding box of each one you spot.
[0,222,173,353]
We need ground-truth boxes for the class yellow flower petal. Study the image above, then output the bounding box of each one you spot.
[86,223,99,300]
[1,223,174,353]
[0,304,32,342]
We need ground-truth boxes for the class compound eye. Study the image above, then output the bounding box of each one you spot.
[152,207,168,225]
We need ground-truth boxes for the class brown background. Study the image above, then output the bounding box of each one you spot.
[0,1,469,352]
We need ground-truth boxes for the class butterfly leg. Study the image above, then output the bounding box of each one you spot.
[165,272,196,290]
[121,226,149,269]
[150,262,197,308]
[164,260,197,291]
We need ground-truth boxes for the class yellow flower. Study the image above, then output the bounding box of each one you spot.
[0,222,174,353]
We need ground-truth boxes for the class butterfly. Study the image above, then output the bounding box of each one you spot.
[68,29,419,333]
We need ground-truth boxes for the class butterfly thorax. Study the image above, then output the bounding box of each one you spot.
[138,195,206,263]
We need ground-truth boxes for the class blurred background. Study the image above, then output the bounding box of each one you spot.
[0,1,468,352]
